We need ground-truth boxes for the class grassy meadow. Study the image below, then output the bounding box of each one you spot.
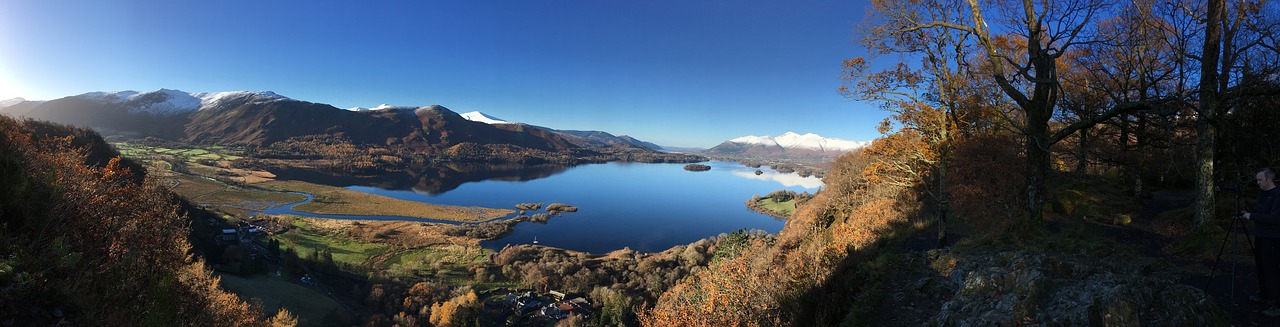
[216,273,343,327]
[756,198,797,217]
[113,141,514,222]
[259,180,513,222]
[274,217,494,285]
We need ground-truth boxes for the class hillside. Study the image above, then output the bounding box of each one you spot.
[641,134,1225,325]
[456,110,665,151]
[0,116,287,326]
[552,129,662,150]
[1,90,691,167]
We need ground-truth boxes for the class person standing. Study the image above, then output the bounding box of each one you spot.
[1244,167,1280,317]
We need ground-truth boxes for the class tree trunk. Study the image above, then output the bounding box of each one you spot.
[937,149,950,248]
[1134,115,1146,197]
[1194,118,1216,227]
[1026,139,1049,225]
[1025,117,1050,225]
[1075,129,1088,175]
[1119,113,1134,192]
[1194,0,1224,228]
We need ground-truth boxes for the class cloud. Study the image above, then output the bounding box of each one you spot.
[731,169,824,189]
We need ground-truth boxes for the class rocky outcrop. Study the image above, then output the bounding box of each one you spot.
[897,248,1224,326]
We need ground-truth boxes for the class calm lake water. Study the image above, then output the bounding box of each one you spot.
[274,161,823,253]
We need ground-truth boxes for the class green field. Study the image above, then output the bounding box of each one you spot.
[278,218,391,268]
[217,273,342,327]
[757,198,797,217]
[114,142,243,162]
[383,245,492,280]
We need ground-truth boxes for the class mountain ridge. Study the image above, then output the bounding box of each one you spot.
[0,89,700,166]
[458,110,664,151]
[705,132,869,162]
[727,132,869,152]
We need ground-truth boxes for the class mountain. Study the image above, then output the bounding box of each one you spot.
[706,132,869,162]
[726,132,868,152]
[77,89,290,115]
[186,101,579,154]
[617,135,664,151]
[8,89,714,167]
[0,97,26,108]
[0,89,579,155]
[459,110,663,151]
[551,130,659,150]
[0,89,705,165]
[459,111,514,124]
[0,89,298,139]
[0,98,44,117]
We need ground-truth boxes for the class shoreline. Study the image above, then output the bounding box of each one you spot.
[256,179,514,223]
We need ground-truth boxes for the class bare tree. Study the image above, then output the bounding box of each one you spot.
[862,0,1136,224]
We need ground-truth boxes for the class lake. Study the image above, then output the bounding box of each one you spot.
[273,161,823,253]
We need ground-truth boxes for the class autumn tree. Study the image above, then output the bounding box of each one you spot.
[844,0,1018,244]
[428,290,479,327]
[862,0,1142,225]
[0,116,276,325]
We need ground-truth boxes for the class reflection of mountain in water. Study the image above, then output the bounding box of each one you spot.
[731,169,825,189]
[269,163,572,194]
[407,163,571,194]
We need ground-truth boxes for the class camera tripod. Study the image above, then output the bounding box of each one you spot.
[1206,185,1256,303]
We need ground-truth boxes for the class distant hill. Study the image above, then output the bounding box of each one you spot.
[705,132,870,162]
[0,89,708,167]
[552,130,663,150]
[458,110,664,151]
[0,89,633,157]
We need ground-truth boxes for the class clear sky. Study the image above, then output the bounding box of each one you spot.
[0,0,888,148]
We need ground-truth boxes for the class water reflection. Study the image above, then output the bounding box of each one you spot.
[270,163,571,194]
[730,168,825,189]
[273,161,821,253]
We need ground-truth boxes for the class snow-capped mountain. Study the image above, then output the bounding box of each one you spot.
[459,111,514,124]
[0,88,670,153]
[78,89,289,115]
[727,132,869,152]
[706,132,869,162]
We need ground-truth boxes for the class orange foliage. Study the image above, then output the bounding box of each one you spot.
[639,246,782,326]
[0,116,274,325]
[429,290,479,327]
[643,148,916,326]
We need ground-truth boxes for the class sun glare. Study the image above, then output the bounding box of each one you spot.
[0,64,27,100]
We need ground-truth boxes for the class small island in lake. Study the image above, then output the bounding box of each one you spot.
[684,163,711,172]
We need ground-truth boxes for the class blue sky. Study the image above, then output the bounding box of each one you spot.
[0,1,888,148]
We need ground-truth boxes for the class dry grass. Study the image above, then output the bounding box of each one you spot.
[169,174,227,199]
[118,141,514,223]
[260,180,514,222]
[168,174,306,211]
[293,216,478,248]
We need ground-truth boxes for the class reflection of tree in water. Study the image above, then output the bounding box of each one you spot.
[269,163,572,194]
[409,163,571,194]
